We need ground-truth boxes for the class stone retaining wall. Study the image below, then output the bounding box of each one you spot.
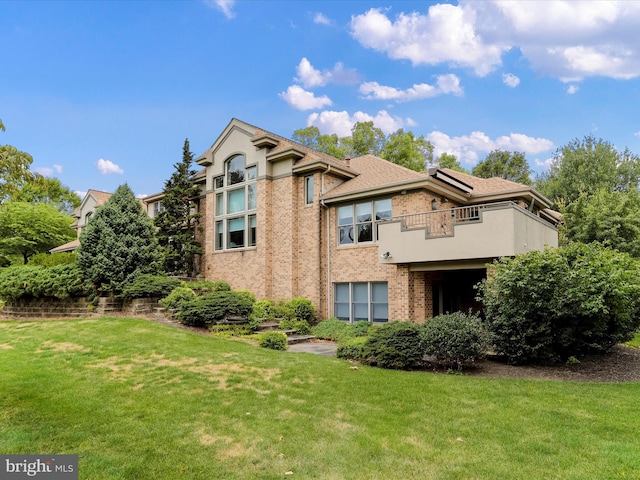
[1,297,163,319]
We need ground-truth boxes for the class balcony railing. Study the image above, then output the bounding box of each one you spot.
[385,201,536,238]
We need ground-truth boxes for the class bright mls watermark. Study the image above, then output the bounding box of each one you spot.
[1,455,78,479]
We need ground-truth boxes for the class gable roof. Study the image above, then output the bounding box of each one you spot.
[196,118,553,209]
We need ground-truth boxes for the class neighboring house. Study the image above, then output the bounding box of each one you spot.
[192,118,559,323]
[50,189,113,253]
[50,189,159,253]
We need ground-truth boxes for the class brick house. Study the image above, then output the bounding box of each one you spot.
[191,118,558,323]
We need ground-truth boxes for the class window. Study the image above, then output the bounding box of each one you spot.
[214,154,257,250]
[305,175,314,204]
[337,198,391,245]
[334,282,388,323]
[153,201,165,217]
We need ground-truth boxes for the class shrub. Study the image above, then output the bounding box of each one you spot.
[336,336,367,361]
[348,320,372,338]
[259,331,287,350]
[252,299,277,320]
[478,243,640,364]
[175,291,254,327]
[279,318,311,335]
[28,252,76,267]
[312,317,349,341]
[420,312,490,370]
[284,298,316,324]
[211,280,232,292]
[118,274,182,300]
[159,287,197,311]
[0,264,88,301]
[362,321,423,370]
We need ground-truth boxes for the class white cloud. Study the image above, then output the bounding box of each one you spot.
[307,110,412,137]
[136,193,148,199]
[96,158,124,175]
[350,5,508,76]
[349,1,640,81]
[635,131,640,138]
[360,74,463,102]
[279,85,333,111]
[295,57,359,88]
[75,191,87,200]
[567,84,579,94]
[33,164,63,177]
[535,157,554,169]
[313,12,333,26]
[502,73,520,87]
[204,0,236,19]
[427,130,554,165]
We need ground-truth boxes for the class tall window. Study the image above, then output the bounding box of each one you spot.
[214,154,257,250]
[334,282,388,323]
[305,175,314,205]
[337,199,391,245]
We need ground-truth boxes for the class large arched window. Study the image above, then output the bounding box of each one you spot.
[213,155,257,250]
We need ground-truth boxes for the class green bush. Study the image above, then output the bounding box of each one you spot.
[159,287,197,311]
[0,264,88,301]
[284,298,316,324]
[175,291,254,327]
[28,252,76,267]
[420,312,490,369]
[252,299,277,319]
[180,280,231,295]
[336,336,368,361]
[259,331,288,350]
[362,321,423,370]
[279,318,311,335]
[312,317,349,341]
[478,243,640,364]
[348,320,372,338]
[118,274,182,300]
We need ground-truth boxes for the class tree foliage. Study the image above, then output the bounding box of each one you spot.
[536,135,640,206]
[478,243,640,364]
[0,145,35,204]
[12,175,80,214]
[472,150,532,184]
[435,153,469,173]
[155,139,202,276]
[78,184,162,293]
[380,128,433,172]
[292,122,434,172]
[0,201,75,264]
[561,189,640,257]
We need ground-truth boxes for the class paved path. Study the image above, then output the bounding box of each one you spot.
[288,341,338,356]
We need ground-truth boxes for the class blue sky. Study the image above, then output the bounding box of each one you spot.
[2,0,640,198]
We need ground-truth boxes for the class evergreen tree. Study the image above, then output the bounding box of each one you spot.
[78,184,162,293]
[155,139,202,276]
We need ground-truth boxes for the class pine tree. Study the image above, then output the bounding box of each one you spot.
[78,184,162,293]
[155,139,202,276]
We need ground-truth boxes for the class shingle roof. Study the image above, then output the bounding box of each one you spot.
[323,155,426,198]
[440,169,529,195]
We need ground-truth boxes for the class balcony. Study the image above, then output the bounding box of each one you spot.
[377,202,558,265]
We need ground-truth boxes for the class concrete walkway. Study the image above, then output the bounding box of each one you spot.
[288,341,338,357]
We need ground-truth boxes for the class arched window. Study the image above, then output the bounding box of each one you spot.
[213,155,257,250]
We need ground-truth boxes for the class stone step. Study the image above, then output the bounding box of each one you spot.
[258,323,280,331]
[286,335,316,345]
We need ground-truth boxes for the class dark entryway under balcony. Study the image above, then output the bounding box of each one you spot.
[431,268,486,316]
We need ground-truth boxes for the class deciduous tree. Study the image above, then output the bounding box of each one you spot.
[0,201,75,264]
[536,135,640,205]
[472,150,532,184]
[13,175,80,214]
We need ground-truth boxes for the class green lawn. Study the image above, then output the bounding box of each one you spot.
[1,318,639,480]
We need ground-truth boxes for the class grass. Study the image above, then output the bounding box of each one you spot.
[626,331,640,349]
[1,318,640,479]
